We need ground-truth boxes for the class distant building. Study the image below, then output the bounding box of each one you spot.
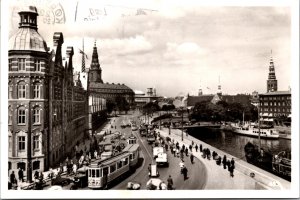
[259,55,291,122]
[8,6,88,176]
[86,42,134,134]
[259,91,291,121]
[134,88,159,109]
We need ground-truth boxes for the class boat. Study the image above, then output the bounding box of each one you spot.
[244,142,291,182]
[272,151,291,179]
[231,123,279,139]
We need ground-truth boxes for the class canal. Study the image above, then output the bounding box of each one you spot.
[187,128,291,161]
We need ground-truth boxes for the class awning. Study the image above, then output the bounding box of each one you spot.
[262,113,269,117]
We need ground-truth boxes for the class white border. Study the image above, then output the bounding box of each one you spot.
[1,0,299,199]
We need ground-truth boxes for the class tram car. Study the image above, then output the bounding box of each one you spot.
[87,144,140,189]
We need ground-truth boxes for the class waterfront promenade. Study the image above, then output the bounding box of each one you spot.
[157,126,291,190]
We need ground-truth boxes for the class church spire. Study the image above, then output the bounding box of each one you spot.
[88,40,103,83]
[267,50,277,92]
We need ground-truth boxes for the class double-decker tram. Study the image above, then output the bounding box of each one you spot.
[88,144,140,189]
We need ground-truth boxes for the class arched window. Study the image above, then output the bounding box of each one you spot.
[33,84,41,99]
[18,82,26,99]
[33,107,40,124]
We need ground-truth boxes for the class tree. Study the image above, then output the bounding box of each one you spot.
[106,99,116,114]
[115,96,130,114]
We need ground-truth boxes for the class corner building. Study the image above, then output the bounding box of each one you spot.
[8,6,88,178]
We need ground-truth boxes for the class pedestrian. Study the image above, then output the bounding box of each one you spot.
[192,140,194,146]
[185,148,188,156]
[73,163,77,175]
[10,171,16,185]
[189,145,192,152]
[179,160,185,173]
[222,155,227,169]
[231,158,235,169]
[167,175,173,190]
[18,168,24,182]
[195,144,198,152]
[176,148,180,157]
[227,160,231,171]
[200,144,203,152]
[216,156,222,165]
[207,148,211,160]
[34,170,39,180]
[190,153,194,164]
[182,166,188,181]
[229,163,234,177]
[59,163,64,174]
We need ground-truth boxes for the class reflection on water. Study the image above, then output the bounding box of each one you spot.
[188,128,291,160]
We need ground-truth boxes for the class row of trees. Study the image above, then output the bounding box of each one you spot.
[106,96,130,115]
[190,100,258,122]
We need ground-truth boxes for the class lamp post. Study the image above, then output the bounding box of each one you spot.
[258,104,261,151]
[181,107,184,141]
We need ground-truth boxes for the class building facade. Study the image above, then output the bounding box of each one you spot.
[258,55,291,122]
[134,88,159,109]
[86,42,134,134]
[8,6,88,179]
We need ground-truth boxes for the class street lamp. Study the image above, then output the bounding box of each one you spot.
[181,107,184,141]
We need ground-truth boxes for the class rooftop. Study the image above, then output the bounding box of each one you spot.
[259,91,291,96]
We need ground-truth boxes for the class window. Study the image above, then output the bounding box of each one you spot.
[17,162,26,170]
[283,108,285,112]
[33,108,40,124]
[129,154,133,160]
[96,169,100,177]
[124,158,129,165]
[9,85,13,99]
[9,136,12,151]
[35,60,42,71]
[274,102,277,106]
[278,102,281,106]
[18,136,26,150]
[18,108,26,124]
[33,85,40,99]
[33,135,39,150]
[18,58,26,71]
[8,108,12,125]
[117,161,123,169]
[18,83,26,99]
[9,59,12,71]
[110,164,116,173]
[33,161,40,170]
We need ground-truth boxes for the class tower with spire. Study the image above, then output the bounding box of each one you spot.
[88,40,103,83]
[267,50,278,92]
[198,80,203,96]
[217,76,222,96]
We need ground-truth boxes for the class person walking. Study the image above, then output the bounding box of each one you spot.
[189,145,192,152]
[185,148,188,156]
[231,158,235,169]
[167,175,173,190]
[34,170,39,181]
[195,144,198,152]
[190,153,194,164]
[200,144,203,152]
[10,171,16,185]
[229,163,234,177]
[18,168,24,182]
[222,155,227,169]
[179,160,185,174]
[182,166,188,181]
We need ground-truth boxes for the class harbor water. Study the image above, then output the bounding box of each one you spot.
[187,128,291,161]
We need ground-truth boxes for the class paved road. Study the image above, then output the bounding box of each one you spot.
[112,112,207,190]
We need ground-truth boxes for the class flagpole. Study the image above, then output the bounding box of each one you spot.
[75,1,79,22]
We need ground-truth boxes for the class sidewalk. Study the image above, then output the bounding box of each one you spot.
[157,127,290,190]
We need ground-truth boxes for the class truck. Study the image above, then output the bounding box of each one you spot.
[153,147,169,167]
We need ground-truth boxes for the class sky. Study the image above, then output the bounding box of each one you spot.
[8,0,292,97]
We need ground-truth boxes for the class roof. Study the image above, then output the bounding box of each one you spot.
[123,144,139,152]
[134,90,145,95]
[259,91,291,96]
[187,95,214,106]
[89,82,134,93]
[9,28,48,52]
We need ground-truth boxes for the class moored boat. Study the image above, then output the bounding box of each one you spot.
[231,123,279,139]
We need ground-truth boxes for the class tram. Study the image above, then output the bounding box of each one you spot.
[87,144,140,189]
